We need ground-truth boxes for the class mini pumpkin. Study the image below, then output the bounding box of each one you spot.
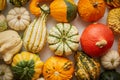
[47,23,79,56]
[77,0,106,22]
[0,64,13,80]
[75,51,100,80]
[7,7,30,31]
[11,51,44,80]
[101,50,120,69]
[50,0,77,22]
[43,56,74,80]
[80,23,114,57]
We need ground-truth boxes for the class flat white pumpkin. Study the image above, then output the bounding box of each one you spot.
[101,50,120,69]
[0,64,13,80]
[7,7,30,31]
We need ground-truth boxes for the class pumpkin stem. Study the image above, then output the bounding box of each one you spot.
[0,71,5,76]
[39,4,50,14]
[96,40,107,48]
[93,2,98,8]
[111,59,115,65]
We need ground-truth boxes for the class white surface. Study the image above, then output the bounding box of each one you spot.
[1,0,120,80]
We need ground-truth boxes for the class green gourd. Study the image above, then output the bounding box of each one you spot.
[74,51,100,80]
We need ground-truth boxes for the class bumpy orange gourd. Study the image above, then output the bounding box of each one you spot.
[29,0,53,16]
[43,56,74,80]
[77,0,106,22]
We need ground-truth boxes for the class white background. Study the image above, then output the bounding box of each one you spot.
[1,0,120,80]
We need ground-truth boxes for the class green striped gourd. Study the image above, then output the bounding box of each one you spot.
[74,51,100,80]
[23,4,48,53]
[47,23,79,56]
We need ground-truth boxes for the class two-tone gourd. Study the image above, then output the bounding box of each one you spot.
[50,0,77,22]
[74,51,100,80]
[47,23,79,56]
[23,4,49,53]
[11,51,44,80]
[7,7,30,31]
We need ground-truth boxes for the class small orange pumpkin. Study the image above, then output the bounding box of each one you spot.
[43,56,74,80]
[77,0,106,22]
[80,23,114,57]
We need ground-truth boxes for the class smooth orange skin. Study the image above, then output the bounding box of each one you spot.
[77,0,106,22]
[80,23,114,57]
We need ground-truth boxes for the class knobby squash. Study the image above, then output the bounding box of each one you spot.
[77,0,106,22]
[47,23,79,56]
[23,4,48,53]
[0,30,22,64]
[11,51,44,80]
[50,0,77,22]
[29,0,53,16]
[74,51,100,80]
[43,56,74,80]
[107,8,120,34]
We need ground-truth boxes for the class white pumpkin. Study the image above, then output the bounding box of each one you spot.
[7,7,30,31]
[101,50,120,69]
[0,64,13,80]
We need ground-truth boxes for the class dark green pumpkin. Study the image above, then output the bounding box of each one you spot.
[50,0,77,22]
[10,0,29,7]
[99,70,120,80]
[74,51,100,80]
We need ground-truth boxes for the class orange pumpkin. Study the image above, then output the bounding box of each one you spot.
[43,56,74,80]
[77,0,106,22]
[80,23,114,57]
[29,0,53,16]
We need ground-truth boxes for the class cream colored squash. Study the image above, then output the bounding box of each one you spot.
[23,4,48,53]
[0,30,22,64]
[0,64,13,80]
[7,7,30,31]
[101,50,120,69]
